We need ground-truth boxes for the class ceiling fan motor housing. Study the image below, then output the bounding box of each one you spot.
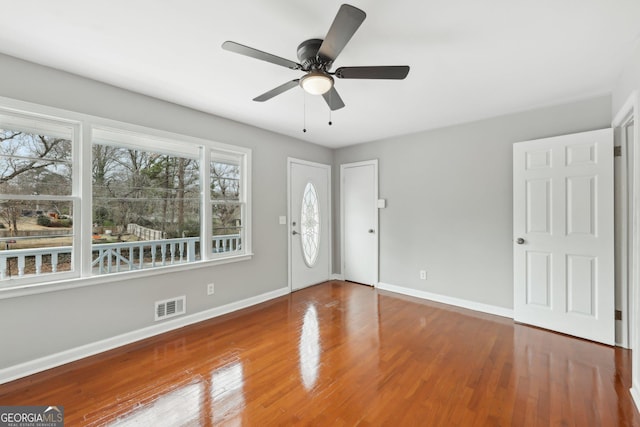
[297,39,326,71]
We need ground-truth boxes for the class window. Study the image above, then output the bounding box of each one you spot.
[210,152,244,255]
[0,112,78,283]
[0,102,251,291]
[300,182,320,267]
[92,128,201,274]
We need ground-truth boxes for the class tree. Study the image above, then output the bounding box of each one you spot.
[91,144,200,238]
[0,132,70,187]
[0,130,72,231]
[211,161,241,235]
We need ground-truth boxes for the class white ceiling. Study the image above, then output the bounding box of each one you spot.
[0,1,638,148]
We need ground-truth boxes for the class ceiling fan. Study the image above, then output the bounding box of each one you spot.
[222,4,410,111]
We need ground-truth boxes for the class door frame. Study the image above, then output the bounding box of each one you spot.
[613,90,640,410]
[613,91,639,349]
[287,157,332,292]
[340,159,379,286]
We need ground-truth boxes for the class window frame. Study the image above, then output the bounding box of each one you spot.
[0,98,252,298]
[206,148,251,259]
[0,108,81,286]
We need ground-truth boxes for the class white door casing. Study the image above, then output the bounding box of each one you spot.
[288,158,331,291]
[341,160,378,286]
[612,91,640,409]
[513,128,615,345]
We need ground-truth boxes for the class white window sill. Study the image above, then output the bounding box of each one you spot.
[0,253,253,300]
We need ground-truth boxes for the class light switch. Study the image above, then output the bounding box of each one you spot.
[279,216,287,225]
[377,199,386,208]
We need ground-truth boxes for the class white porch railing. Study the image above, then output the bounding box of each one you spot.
[0,234,241,280]
[91,237,199,274]
[0,246,72,279]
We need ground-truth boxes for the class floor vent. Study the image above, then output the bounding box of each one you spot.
[155,296,186,321]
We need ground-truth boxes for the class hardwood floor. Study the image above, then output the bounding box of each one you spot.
[1,281,638,426]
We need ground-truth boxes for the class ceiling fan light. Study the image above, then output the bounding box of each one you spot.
[300,72,334,95]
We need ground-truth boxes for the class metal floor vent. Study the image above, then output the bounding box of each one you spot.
[155,296,186,321]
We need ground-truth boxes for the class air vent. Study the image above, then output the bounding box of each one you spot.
[155,296,186,321]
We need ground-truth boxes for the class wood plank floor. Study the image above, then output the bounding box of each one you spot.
[1,281,638,426]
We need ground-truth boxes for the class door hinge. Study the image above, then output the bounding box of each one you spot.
[614,146,622,157]
[615,309,623,321]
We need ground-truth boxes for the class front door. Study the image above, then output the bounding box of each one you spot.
[513,128,614,345]
[289,159,331,291]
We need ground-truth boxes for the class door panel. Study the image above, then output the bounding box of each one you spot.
[289,159,330,290]
[526,251,551,307]
[514,128,614,345]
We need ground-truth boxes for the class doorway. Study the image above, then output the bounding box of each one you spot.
[288,158,331,291]
[341,160,379,286]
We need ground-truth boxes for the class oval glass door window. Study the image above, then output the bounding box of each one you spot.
[301,182,321,267]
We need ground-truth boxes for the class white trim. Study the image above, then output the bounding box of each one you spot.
[612,90,639,349]
[613,90,640,412]
[331,274,345,280]
[613,91,638,127]
[631,384,640,412]
[340,159,379,285]
[377,282,514,319]
[287,158,332,291]
[0,285,289,385]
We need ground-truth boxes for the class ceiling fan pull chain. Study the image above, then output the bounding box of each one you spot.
[303,92,307,133]
[328,91,333,126]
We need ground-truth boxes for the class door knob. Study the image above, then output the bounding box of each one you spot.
[516,237,525,245]
[292,230,299,235]
[368,229,375,234]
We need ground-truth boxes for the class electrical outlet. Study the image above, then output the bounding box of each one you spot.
[419,270,427,280]
[207,283,215,295]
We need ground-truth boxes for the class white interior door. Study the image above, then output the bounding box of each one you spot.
[513,128,614,345]
[341,160,378,286]
[289,159,330,291]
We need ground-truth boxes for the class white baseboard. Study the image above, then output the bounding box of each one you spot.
[377,282,514,319]
[631,385,640,412]
[331,274,345,280]
[0,286,290,385]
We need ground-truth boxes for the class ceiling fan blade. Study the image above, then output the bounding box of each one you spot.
[335,66,410,79]
[322,86,345,111]
[318,4,366,64]
[253,80,300,102]
[222,41,301,70]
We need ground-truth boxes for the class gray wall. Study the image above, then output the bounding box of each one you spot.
[333,96,612,309]
[612,41,640,115]
[0,53,332,369]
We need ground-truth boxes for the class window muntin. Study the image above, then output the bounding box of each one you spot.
[0,113,77,284]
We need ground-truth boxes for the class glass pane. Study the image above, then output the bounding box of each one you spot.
[0,200,74,279]
[300,182,320,267]
[91,145,202,273]
[211,203,242,254]
[0,129,72,196]
[211,160,240,201]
